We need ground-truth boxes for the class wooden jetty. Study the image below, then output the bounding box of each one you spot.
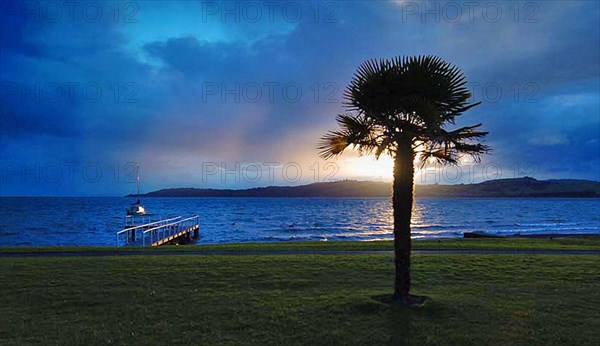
[116,215,199,247]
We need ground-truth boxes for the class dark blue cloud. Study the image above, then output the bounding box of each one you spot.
[1,0,598,196]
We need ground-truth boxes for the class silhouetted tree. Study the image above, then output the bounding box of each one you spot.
[319,56,489,304]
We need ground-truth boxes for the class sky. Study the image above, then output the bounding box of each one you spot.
[0,0,599,196]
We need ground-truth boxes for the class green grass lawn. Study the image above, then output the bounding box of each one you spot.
[1,251,599,345]
[2,236,599,254]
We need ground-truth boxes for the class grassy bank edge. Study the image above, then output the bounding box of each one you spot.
[2,237,599,254]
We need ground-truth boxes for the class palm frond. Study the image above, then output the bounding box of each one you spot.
[374,136,395,159]
[318,114,381,159]
[319,55,489,164]
[420,148,459,166]
[443,123,489,141]
[452,142,491,162]
[318,131,350,159]
[416,123,491,165]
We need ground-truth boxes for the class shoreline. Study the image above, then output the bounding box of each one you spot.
[1,233,599,250]
[463,232,600,238]
[2,236,599,254]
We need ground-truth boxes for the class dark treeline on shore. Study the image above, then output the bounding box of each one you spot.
[130,177,600,198]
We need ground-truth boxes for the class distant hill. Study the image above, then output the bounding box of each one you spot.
[416,177,600,197]
[130,177,600,198]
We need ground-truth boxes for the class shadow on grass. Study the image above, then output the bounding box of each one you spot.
[367,294,455,345]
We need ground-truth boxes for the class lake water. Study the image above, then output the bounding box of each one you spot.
[1,197,599,246]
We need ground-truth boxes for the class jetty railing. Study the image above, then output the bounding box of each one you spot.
[124,214,156,228]
[116,216,181,246]
[142,216,199,247]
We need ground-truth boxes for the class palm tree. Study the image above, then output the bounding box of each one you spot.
[319,56,489,305]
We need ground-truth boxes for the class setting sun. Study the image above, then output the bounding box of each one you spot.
[340,153,431,183]
[341,155,394,180]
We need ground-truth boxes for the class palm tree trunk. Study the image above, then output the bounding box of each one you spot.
[392,141,414,300]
